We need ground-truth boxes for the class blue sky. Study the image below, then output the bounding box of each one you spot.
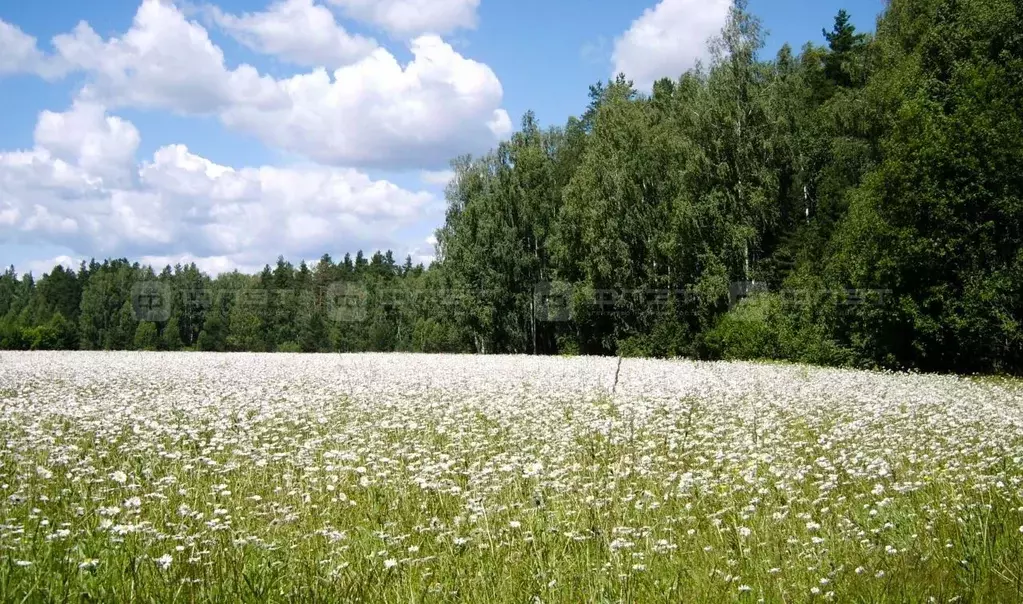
[0,0,882,276]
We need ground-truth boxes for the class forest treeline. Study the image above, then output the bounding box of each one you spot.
[2,0,1021,373]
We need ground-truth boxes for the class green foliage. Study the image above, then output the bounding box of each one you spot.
[431,0,1021,374]
[276,341,302,353]
[134,322,159,351]
[1,0,1021,374]
[555,334,580,356]
[20,312,78,350]
[163,317,182,352]
[827,0,1023,373]
[701,290,858,368]
[701,295,784,361]
[195,330,214,352]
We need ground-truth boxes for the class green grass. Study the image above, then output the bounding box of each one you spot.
[1,352,1022,602]
[3,411,1021,602]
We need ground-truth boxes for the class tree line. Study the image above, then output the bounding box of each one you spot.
[0,252,469,354]
[2,0,1021,373]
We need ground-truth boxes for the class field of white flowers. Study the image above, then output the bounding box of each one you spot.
[1,352,1022,602]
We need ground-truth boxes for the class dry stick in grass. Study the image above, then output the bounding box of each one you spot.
[611,357,623,395]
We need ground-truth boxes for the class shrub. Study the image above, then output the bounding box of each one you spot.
[277,341,303,353]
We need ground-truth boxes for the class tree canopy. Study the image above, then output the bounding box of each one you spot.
[3,0,1020,374]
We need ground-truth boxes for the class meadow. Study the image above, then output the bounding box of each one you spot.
[1,352,1022,602]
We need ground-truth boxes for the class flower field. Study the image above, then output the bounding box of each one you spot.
[1,352,1022,602]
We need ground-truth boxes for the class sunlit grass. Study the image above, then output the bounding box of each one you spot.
[1,352,1022,602]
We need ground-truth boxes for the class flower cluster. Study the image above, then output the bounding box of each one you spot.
[0,352,1021,601]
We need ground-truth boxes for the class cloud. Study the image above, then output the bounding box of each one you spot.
[25,255,80,276]
[37,0,509,169]
[403,234,439,266]
[419,169,456,187]
[137,253,260,276]
[221,35,512,168]
[1,102,439,272]
[612,0,730,90]
[34,100,141,186]
[0,19,68,79]
[51,0,284,114]
[208,0,377,69]
[327,0,479,36]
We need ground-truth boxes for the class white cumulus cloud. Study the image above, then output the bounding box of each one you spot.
[36,0,509,169]
[327,0,479,36]
[0,19,68,79]
[1,102,439,272]
[612,0,731,90]
[25,255,80,276]
[220,35,512,168]
[420,169,456,187]
[137,253,260,276]
[209,0,378,68]
[34,100,141,186]
[52,0,284,114]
